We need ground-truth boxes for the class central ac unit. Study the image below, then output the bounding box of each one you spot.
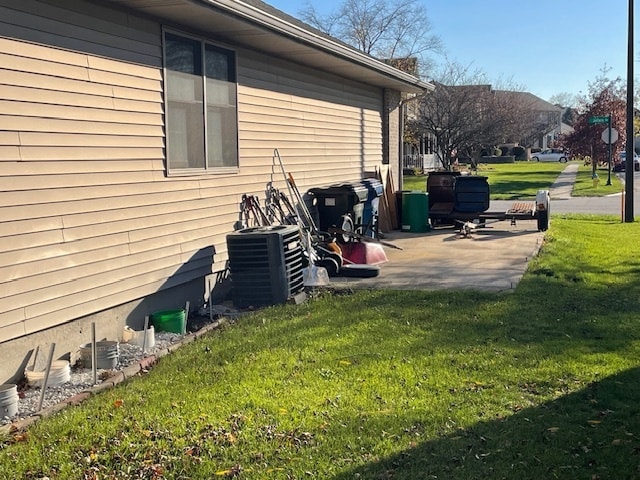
[226,225,304,308]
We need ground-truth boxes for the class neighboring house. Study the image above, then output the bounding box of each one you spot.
[559,122,575,137]
[0,0,431,383]
[507,91,563,149]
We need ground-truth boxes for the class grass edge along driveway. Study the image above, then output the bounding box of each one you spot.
[2,215,640,479]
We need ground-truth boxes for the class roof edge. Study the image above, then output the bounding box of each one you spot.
[204,0,434,92]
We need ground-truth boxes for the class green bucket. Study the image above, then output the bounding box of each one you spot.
[151,309,186,334]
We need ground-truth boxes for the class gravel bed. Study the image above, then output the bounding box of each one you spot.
[1,331,187,426]
[1,305,244,428]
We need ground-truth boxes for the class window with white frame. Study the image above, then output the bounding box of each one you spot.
[164,32,238,172]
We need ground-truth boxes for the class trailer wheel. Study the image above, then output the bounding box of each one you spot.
[537,210,549,231]
[536,189,550,232]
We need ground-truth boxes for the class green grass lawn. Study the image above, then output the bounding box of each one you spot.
[403,161,568,199]
[2,215,640,479]
[572,164,625,197]
[404,160,627,199]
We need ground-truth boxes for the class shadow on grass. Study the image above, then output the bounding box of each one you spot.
[488,179,554,200]
[225,255,640,368]
[329,366,640,480]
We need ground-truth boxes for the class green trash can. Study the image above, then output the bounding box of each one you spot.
[401,191,430,233]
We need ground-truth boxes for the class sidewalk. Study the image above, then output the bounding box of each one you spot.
[493,163,634,216]
[548,163,579,199]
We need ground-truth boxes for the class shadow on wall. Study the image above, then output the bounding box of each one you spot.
[123,245,218,331]
[5,246,220,385]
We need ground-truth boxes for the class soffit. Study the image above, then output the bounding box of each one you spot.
[107,0,432,94]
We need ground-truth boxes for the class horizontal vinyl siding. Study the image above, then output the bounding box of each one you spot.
[236,50,383,190]
[0,1,224,343]
[0,0,388,344]
[0,0,161,65]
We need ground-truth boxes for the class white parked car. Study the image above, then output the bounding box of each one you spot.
[531,149,569,163]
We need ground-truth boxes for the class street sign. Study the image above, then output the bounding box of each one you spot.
[589,116,610,124]
[601,127,619,144]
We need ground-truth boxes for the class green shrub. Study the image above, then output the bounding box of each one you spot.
[480,155,515,164]
[513,146,525,157]
[402,167,422,176]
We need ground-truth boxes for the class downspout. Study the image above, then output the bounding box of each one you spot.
[396,101,404,189]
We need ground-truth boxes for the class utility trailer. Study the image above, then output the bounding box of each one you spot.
[426,172,550,235]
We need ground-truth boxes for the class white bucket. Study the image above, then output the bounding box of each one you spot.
[25,360,71,387]
[0,383,18,418]
[122,325,155,349]
[79,341,119,370]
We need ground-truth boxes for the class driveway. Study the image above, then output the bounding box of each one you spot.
[332,163,637,292]
[331,223,544,291]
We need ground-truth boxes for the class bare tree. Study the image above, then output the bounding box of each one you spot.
[300,0,442,74]
[548,92,578,108]
[406,62,533,169]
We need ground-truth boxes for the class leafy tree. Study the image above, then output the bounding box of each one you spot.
[300,0,442,75]
[562,70,626,164]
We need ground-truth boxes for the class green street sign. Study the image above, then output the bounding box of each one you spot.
[589,116,610,124]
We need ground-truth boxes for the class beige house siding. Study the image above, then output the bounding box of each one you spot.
[0,0,391,380]
[236,49,383,186]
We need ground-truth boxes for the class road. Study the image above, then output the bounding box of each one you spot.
[491,163,640,218]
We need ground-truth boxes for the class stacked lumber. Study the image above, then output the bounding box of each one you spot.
[367,168,399,233]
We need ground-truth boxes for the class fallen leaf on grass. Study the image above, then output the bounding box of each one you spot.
[113,399,124,408]
[216,464,244,477]
[12,432,29,443]
[547,427,560,433]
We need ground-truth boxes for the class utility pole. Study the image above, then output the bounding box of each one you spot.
[606,113,612,185]
[624,0,634,221]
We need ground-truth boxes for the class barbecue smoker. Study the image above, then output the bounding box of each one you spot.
[426,172,550,235]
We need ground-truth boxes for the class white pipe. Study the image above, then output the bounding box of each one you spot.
[142,315,149,355]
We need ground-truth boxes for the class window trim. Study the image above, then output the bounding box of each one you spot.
[162,27,240,176]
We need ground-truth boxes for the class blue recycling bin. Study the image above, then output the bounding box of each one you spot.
[359,179,384,237]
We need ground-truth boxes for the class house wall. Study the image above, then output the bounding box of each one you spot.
[0,0,387,383]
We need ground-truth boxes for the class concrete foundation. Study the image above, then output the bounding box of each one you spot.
[0,275,232,385]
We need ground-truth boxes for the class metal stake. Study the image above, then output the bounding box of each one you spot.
[183,301,190,335]
[36,343,55,412]
[91,323,97,386]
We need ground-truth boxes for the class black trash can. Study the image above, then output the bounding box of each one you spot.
[308,182,368,233]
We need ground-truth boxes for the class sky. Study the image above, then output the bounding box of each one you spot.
[265,0,635,104]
